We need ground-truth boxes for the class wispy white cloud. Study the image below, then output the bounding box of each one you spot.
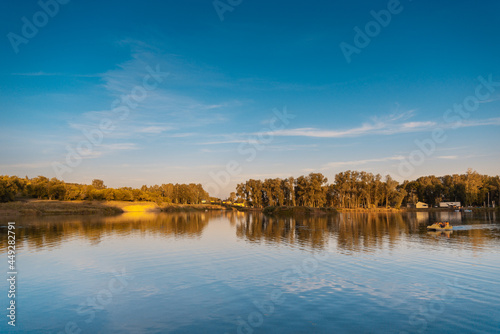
[0,162,53,169]
[202,110,436,143]
[451,117,500,128]
[437,155,458,160]
[301,168,316,173]
[402,121,435,128]
[101,143,137,150]
[198,139,261,145]
[81,151,104,159]
[66,42,235,142]
[166,132,196,138]
[199,148,232,153]
[260,121,436,138]
[255,116,499,139]
[65,143,136,162]
[266,144,318,151]
[236,173,290,180]
[136,126,172,134]
[267,124,381,138]
[322,155,405,169]
[478,96,500,104]
[168,164,225,170]
[386,109,417,121]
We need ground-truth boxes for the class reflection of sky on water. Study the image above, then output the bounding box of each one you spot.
[0,211,499,333]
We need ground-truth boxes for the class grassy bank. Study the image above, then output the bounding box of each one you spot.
[404,207,499,213]
[264,206,499,216]
[262,206,337,216]
[104,201,161,212]
[469,207,499,213]
[3,200,496,217]
[160,203,226,212]
[336,207,402,212]
[0,200,123,216]
[0,200,229,216]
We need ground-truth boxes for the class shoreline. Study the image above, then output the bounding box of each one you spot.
[0,200,124,216]
[0,200,228,216]
[1,200,497,216]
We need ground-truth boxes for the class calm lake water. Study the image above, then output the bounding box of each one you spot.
[1,210,500,333]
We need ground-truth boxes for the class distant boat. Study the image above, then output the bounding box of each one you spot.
[463,209,472,213]
[427,222,453,231]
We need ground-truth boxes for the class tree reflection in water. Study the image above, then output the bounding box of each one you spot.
[1,211,498,253]
[234,211,500,253]
[0,212,212,252]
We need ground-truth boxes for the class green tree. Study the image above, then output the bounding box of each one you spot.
[48,178,66,200]
[464,168,483,206]
[0,176,21,202]
[92,179,106,190]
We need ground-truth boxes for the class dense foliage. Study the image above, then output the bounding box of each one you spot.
[0,175,209,204]
[236,169,500,209]
[2,168,498,208]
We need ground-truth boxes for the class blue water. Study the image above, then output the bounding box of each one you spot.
[1,211,499,333]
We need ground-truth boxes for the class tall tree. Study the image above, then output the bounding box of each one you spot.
[92,179,106,190]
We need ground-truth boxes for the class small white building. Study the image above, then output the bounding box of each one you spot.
[416,201,428,209]
[439,202,461,208]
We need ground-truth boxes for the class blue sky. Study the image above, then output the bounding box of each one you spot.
[1,0,499,196]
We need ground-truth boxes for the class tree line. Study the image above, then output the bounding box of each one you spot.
[0,175,210,204]
[234,169,500,209]
[2,168,498,208]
